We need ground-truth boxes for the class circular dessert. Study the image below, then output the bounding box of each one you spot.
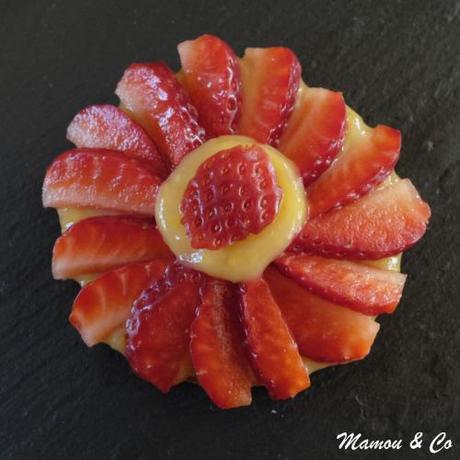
[42,34,431,409]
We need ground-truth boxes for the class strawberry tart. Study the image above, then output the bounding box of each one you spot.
[42,35,431,408]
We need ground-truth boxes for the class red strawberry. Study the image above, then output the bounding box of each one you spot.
[178,34,241,137]
[237,47,301,145]
[66,104,168,177]
[190,279,255,409]
[52,216,173,279]
[115,62,206,168]
[264,266,380,362]
[70,259,167,347]
[42,148,162,216]
[276,254,407,315]
[126,262,202,393]
[239,278,310,399]
[307,124,401,218]
[181,144,282,249]
[278,87,346,186]
[290,179,431,259]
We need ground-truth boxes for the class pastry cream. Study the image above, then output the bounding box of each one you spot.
[155,135,307,282]
[57,208,120,232]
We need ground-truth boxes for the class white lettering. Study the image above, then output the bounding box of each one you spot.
[336,433,402,451]
[430,432,453,454]
[337,432,361,450]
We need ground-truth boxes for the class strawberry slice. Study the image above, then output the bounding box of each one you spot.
[52,216,172,279]
[66,104,168,178]
[190,279,255,409]
[42,148,162,216]
[115,62,206,168]
[237,47,301,145]
[278,86,346,186]
[307,123,401,218]
[70,259,167,347]
[276,254,407,315]
[239,278,309,399]
[126,262,202,393]
[181,144,282,249]
[264,266,380,362]
[290,179,431,259]
[178,34,241,137]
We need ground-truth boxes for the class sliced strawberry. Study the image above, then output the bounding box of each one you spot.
[178,34,241,137]
[181,144,282,249]
[70,259,167,347]
[278,86,346,186]
[52,216,172,279]
[239,278,309,399]
[115,62,206,168]
[126,262,202,393]
[264,266,380,362]
[66,104,168,177]
[190,279,255,409]
[307,123,401,218]
[290,179,431,259]
[237,47,301,145]
[276,254,407,315]
[42,148,162,216]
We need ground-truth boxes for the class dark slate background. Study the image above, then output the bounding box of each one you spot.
[1,0,459,459]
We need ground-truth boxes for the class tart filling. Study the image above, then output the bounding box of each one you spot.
[155,135,306,281]
[42,34,431,409]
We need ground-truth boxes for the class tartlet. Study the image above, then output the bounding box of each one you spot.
[42,35,431,409]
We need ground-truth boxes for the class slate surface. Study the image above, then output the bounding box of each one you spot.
[1,0,459,459]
